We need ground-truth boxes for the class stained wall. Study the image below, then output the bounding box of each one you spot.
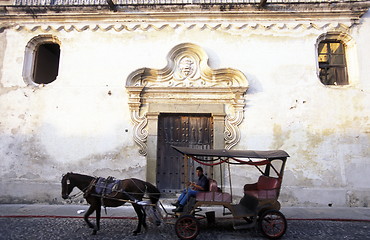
[0,8,369,206]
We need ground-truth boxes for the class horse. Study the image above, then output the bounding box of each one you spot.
[61,172,161,235]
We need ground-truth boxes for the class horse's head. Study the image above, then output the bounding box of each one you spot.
[61,172,75,199]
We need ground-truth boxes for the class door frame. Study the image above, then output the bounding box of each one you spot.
[125,43,249,186]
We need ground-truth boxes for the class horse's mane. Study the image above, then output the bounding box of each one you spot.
[68,172,95,181]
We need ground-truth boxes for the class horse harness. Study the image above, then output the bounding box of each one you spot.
[84,177,148,206]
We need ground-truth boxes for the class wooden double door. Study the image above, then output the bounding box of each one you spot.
[157,113,214,193]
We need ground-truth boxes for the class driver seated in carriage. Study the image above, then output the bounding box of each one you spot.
[172,166,209,212]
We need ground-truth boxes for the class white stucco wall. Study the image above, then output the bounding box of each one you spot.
[0,9,369,206]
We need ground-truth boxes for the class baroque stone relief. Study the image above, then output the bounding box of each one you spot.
[126,43,248,155]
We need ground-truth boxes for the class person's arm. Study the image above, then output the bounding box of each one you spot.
[193,176,208,191]
[191,182,205,191]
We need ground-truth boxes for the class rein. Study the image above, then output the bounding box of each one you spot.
[67,190,85,199]
[66,178,97,200]
[129,178,147,195]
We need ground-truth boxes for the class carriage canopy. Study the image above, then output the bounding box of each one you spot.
[172,145,289,178]
[173,146,289,159]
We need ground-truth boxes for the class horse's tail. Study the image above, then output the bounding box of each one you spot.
[145,182,161,204]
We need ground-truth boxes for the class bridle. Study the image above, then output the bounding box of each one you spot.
[65,188,85,200]
[62,173,90,200]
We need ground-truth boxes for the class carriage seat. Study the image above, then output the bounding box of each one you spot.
[196,179,232,203]
[243,175,281,200]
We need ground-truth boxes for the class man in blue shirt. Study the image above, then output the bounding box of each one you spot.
[172,166,209,212]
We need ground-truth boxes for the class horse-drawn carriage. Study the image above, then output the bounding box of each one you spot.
[169,146,290,239]
[61,146,289,239]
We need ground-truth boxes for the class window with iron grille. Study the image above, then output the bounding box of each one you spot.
[318,40,348,86]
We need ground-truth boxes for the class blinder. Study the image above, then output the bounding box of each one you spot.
[61,173,73,199]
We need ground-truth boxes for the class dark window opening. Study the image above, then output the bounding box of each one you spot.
[33,43,60,84]
[318,40,348,86]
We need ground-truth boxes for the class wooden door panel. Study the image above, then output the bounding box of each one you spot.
[157,114,213,193]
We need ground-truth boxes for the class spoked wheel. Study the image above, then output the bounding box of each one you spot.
[258,209,287,239]
[175,215,200,240]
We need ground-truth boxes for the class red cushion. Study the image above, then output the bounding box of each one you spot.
[244,183,258,192]
[257,176,280,190]
[209,180,218,192]
[196,192,232,202]
[244,176,281,200]
[195,179,232,202]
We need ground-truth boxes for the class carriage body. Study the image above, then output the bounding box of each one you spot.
[171,146,289,239]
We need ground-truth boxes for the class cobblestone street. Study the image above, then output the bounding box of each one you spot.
[0,217,369,240]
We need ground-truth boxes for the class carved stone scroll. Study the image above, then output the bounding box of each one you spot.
[130,110,148,156]
[125,85,148,155]
[225,93,246,150]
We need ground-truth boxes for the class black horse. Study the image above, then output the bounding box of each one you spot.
[61,172,161,235]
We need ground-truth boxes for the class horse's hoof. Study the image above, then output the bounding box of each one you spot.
[132,231,139,236]
[92,230,97,235]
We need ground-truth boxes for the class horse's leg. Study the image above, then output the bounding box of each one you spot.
[132,204,144,235]
[84,205,96,232]
[93,205,101,235]
[141,206,148,230]
[152,206,161,226]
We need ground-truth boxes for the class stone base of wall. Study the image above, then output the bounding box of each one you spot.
[281,187,370,208]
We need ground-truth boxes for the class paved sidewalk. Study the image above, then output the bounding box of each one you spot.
[1,204,370,221]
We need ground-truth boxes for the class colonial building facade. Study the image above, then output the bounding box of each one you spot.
[0,0,369,207]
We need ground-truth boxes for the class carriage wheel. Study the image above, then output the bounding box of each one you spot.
[258,209,287,239]
[175,215,200,240]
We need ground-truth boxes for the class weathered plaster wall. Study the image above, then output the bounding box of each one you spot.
[237,12,370,207]
[0,10,369,206]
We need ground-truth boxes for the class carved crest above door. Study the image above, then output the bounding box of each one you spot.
[126,43,248,155]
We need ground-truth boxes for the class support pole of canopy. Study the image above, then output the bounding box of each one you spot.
[228,161,233,203]
[259,0,267,8]
[184,154,189,191]
[106,0,117,11]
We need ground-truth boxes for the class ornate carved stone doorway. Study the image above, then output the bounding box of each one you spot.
[125,43,248,185]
